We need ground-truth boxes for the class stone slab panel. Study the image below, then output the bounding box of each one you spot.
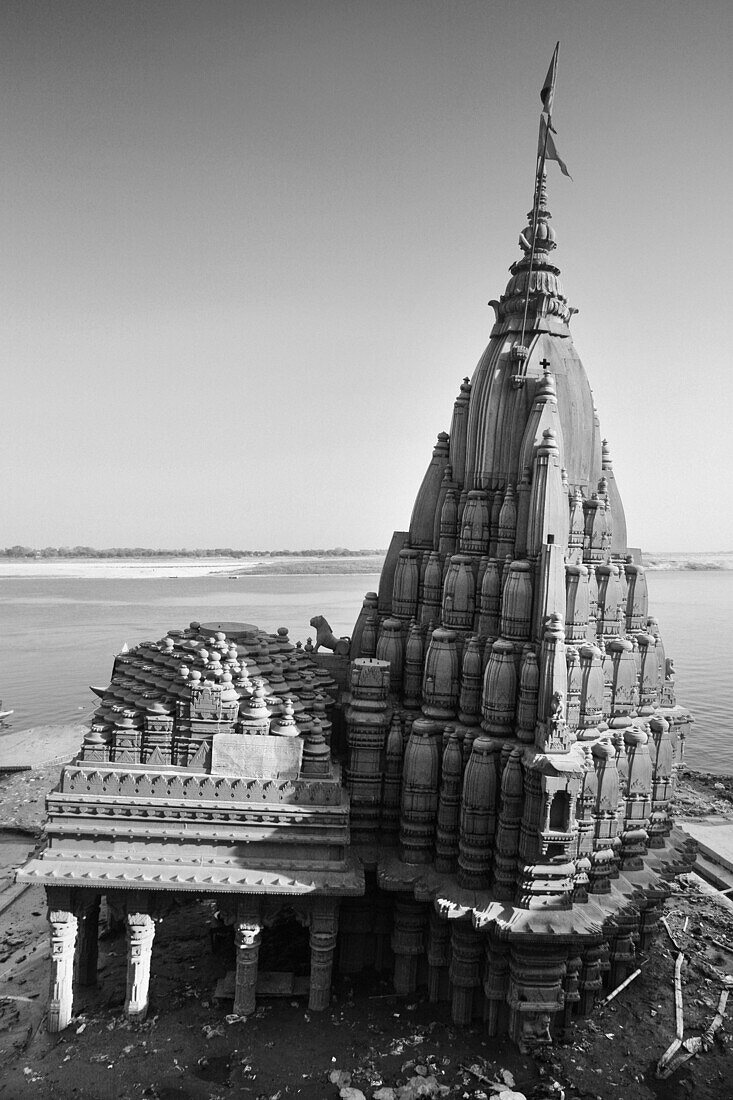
[211,734,303,780]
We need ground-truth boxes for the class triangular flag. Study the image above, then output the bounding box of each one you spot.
[539,115,572,180]
[540,43,559,128]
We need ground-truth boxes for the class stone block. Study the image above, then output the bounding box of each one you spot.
[211,734,303,780]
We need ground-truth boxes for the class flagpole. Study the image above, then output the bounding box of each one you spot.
[519,41,559,356]
[518,120,551,354]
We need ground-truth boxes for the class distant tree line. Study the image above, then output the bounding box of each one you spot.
[0,545,384,559]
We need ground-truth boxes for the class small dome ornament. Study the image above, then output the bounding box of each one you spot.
[270,697,300,738]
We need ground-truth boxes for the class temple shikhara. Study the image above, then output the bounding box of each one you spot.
[19,56,695,1051]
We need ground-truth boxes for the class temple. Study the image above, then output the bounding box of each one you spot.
[19,109,695,1052]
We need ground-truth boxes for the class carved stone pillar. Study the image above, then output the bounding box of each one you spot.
[308,900,339,1012]
[639,894,665,952]
[507,942,566,1052]
[449,923,484,1025]
[47,887,78,1032]
[561,953,582,1031]
[234,899,262,1017]
[483,937,510,1036]
[609,914,638,990]
[391,896,427,996]
[75,893,101,987]
[426,909,450,1003]
[578,942,603,1016]
[125,906,156,1022]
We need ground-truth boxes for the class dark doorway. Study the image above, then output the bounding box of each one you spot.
[259,909,311,976]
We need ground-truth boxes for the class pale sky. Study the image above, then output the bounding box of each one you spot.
[1,0,730,552]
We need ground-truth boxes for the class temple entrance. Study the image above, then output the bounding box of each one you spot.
[257,908,311,997]
[260,909,311,976]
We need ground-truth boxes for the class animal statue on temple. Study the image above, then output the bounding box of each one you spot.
[309,615,350,655]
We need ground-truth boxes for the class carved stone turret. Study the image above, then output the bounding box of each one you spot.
[624,562,648,633]
[526,429,568,560]
[419,550,444,627]
[578,643,604,729]
[449,377,471,483]
[376,618,405,695]
[516,648,539,743]
[618,725,652,870]
[492,747,524,898]
[409,432,450,551]
[496,485,518,560]
[442,554,476,634]
[381,714,404,844]
[301,718,332,777]
[460,490,491,555]
[435,727,463,873]
[648,715,674,846]
[477,558,502,637]
[392,549,420,625]
[457,735,499,889]
[422,628,459,720]
[438,487,459,558]
[458,635,483,725]
[596,562,623,641]
[346,659,391,846]
[402,620,425,709]
[565,563,590,644]
[500,560,533,641]
[481,640,518,738]
[399,718,441,865]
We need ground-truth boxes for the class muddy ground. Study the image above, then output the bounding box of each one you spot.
[0,766,731,1100]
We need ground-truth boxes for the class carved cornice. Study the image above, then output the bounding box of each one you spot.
[18,852,365,897]
[59,766,343,806]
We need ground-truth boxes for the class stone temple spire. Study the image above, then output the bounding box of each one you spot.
[490,171,574,336]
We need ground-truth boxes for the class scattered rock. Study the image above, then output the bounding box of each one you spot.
[330,1068,352,1088]
[397,1073,441,1099]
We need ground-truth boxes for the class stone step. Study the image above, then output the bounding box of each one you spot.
[213,970,310,1002]
[693,850,733,894]
[680,817,733,878]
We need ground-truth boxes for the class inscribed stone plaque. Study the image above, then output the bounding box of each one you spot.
[211,734,303,780]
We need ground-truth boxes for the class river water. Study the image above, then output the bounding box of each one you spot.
[0,567,729,773]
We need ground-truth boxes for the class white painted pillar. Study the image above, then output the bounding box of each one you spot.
[47,893,78,1032]
[125,909,156,1022]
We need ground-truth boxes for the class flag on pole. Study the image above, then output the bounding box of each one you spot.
[540,42,559,130]
[539,114,572,179]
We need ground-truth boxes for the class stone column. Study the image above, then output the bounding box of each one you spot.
[47,887,78,1032]
[309,900,339,1012]
[561,954,582,1032]
[391,896,427,996]
[578,943,603,1016]
[426,909,450,1003]
[483,937,510,1037]
[75,893,101,987]
[125,904,156,1022]
[449,923,484,1025]
[507,942,566,1052]
[233,900,262,1018]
